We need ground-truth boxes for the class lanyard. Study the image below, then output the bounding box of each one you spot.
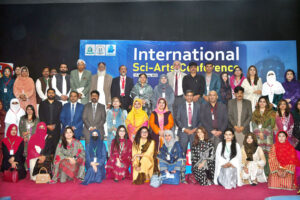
[7,138,15,149]
[113,109,120,120]
[4,77,12,87]
[119,142,125,154]
[93,147,97,157]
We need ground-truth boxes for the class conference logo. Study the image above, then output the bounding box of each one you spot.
[106,44,116,56]
[85,44,116,56]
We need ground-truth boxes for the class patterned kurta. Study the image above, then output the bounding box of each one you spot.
[191,140,215,185]
[268,145,297,190]
[52,139,85,182]
[275,114,295,146]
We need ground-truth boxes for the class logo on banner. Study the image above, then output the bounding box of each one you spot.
[85,44,95,56]
[96,45,106,56]
[106,44,116,56]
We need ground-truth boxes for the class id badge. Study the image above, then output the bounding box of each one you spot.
[93,157,97,163]
[212,114,215,120]
[4,88,7,93]
[10,150,14,155]
[113,120,116,125]
[166,154,170,160]
[162,92,166,98]
[283,125,287,131]
[258,124,262,129]
[140,89,144,94]
[207,86,210,95]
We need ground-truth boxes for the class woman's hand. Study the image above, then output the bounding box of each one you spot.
[243,167,249,174]
[68,158,76,165]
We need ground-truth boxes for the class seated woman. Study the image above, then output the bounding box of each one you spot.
[191,127,215,185]
[82,130,106,185]
[149,98,174,150]
[106,125,132,182]
[132,126,157,184]
[50,127,85,183]
[214,128,242,189]
[157,130,184,185]
[126,98,148,142]
[27,122,47,181]
[268,130,300,190]
[241,133,267,185]
[1,124,26,180]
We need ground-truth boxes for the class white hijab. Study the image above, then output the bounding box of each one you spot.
[4,98,25,124]
[262,71,285,104]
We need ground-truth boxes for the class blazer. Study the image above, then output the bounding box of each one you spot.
[228,99,252,134]
[89,73,112,106]
[200,102,228,138]
[204,73,221,97]
[60,102,84,139]
[82,102,106,143]
[167,71,187,92]
[175,102,201,132]
[70,69,92,105]
[111,76,134,109]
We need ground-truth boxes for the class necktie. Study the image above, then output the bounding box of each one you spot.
[175,73,178,96]
[188,103,192,125]
[93,104,96,120]
[121,77,125,96]
[71,104,75,123]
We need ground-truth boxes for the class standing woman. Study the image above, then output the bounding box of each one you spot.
[130,73,153,116]
[268,130,300,190]
[229,66,245,97]
[241,133,267,185]
[241,65,262,111]
[0,100,6,167]
[219,72,232,105]
[191,127,215,185]
[152,74,175,112]
[149,98,174,150]
[126,98,148,142]
[214,128,242,189]
[275,99,295,146]
[51,127,85,183]
[262,70,285,109]
[1,124,27,180]
[13,66,37,113]
[106,125,132,182]
[106,97,127,155]
[0,66,15,111]
[19,105,40,159]
[132,127,157,184]
[82,130,106,185]
[4,98,25,136]
[282,69,300,110]
[252,96,276,176]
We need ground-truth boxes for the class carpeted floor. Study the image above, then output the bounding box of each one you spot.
[0,177,298,200]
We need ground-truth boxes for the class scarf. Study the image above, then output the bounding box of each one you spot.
[157,74,173,95]
[243,133,258,161]
[2,124,23,153]
[262,71,285,101]
[88,129,104,160]
[230,75,245,90]
[126,98,148,127]
[252,107,276,126]
[4,98,25,125]
[154,98,168,130]
[163,130,176,152]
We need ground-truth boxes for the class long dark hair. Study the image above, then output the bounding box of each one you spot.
[246,65,259,85]
[295,99,300,113]
[61,127,75,149]
[24,105,37,121]
[113,125,129,152]
[221,128,237,160]
[192,126,209,146]
[233,66,244,78]
[220,72,230,88]
[255,96,271,110]
[133,126,152,149]
[278,99,290,117]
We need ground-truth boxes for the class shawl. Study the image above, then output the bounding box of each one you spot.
[252,107,276,126]
[243,133,258,161]
[156,74,173,96]
[88,129,104,160]
[230,75,245,90]
[2,124,23,153]
[262,71,285,99]
[4,98,25,124]
[154,98,168,130]
[126,98,148,127]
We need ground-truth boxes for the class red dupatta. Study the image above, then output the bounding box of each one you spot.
[2,124,23,153]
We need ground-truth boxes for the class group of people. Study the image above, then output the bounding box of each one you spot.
[0,60,299,192]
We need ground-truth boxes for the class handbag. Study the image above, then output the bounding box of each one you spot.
[150,174,165,188]
[3,167,19,183]
[36,167,51,184]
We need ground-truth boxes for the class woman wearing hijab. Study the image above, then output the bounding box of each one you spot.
[230,66,245,98]
[4,98,25,137]
[191,127,215,185]
[1,124,27,180]
[126,98,148,142]
[130,73,153,116]
[82,130,106,185]
[157,130,184,185]
[149,98,174,150]
[282,69,300,110]
[241,65,263,111]
[13,66,37,113]
[219,72,232,105]
[27,122,47,180]
[262,70,285,109]
[268,130,300,190]
[0,100,6,168]
[241,133,266,185]
[152,74,175,112]
[0,66,15,111]
[106,125,132,182]
[50,127,85,183]
[214,128,242,189]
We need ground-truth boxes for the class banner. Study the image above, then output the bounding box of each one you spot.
[79,40,297,87]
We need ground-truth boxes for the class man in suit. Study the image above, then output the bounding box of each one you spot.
[70,59,92,105]
[82,90,106,143]
[228,86,252,146]
[111,65,134,112]
[201,90,228,148]
[90,62,112,108]
[52,63,71,105]
[167,60,187,122]
[202,63,221,102]
[60,91,84,140]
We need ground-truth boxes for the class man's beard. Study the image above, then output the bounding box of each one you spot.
[48,96,55,100]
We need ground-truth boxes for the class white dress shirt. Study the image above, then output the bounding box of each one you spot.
[36,78,50,101]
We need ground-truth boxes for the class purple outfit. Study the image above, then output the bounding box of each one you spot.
[282,70,300,110]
